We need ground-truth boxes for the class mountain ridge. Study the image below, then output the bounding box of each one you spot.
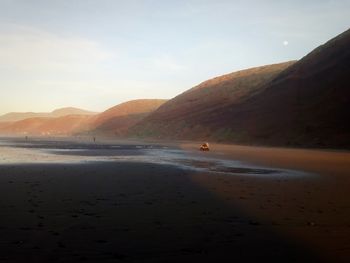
[0,100,167,136]
[130,28,350,148]
[0,107,97,122]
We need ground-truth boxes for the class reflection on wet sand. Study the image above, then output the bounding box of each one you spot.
[0,137,308,178]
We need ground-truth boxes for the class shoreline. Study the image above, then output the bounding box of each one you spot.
[2,135,350,176]
[180,142,350,176]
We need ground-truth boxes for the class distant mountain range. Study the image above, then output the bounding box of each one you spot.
[0,115,92,136]
[0,100,167,136]
[0,107,97,122]
[0,28,349,148]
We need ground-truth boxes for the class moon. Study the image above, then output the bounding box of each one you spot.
[283,40,289,46]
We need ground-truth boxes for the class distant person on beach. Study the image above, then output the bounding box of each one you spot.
[93,136,96,143]
[25,136,28,141]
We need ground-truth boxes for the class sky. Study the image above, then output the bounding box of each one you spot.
[0,0,349,114]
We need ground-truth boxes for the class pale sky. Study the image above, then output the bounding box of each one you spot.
[0,0,349,114]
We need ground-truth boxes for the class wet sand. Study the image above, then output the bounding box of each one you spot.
[181,142,350,176]
[0,137,349,262]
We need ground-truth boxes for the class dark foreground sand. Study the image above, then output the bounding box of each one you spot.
[0,138,349,262]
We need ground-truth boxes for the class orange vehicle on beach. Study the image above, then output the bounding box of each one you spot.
[200,142,210,151]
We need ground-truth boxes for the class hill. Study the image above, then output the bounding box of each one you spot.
[90,99,167,135]
[209,28,350,148]
[0,112,48,123]
[129,61,295,138]
[130,28,350,148]
[0,101,166,136]
[0,115,92,136]
[51,107,97,117]
[0,107,97,122]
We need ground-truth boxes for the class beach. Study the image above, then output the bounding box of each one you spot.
[0,137,349,262]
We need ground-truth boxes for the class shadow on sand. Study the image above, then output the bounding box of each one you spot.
[0,161,325,263]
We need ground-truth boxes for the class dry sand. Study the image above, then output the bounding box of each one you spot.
[181,142,350,262]
[0,138,349,262]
